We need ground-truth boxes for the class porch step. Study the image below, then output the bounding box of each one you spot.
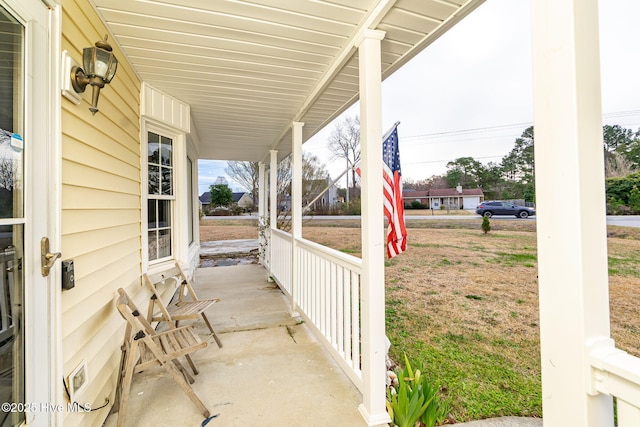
[199,239,259,267]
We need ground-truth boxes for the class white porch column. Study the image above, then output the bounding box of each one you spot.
[532,1,613,426]
[356,29,391,426]
[291,121,304,316]
[258,162,266,263]
[270,150,278,230]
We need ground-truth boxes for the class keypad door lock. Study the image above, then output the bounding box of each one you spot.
[41,237,61,277]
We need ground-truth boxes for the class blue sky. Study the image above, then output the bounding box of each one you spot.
[199,0,640,195]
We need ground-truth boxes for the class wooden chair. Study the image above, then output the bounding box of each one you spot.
[113,288,210,427]
[144,262,223,348]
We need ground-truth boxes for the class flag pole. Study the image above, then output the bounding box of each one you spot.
[301,166,351,214]
[301,121,401,215]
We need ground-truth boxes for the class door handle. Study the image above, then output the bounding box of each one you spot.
[41,237,61,277]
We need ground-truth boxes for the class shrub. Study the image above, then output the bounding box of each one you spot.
[345,199,361,215]
[207,206,231,216]
[481,216,491,234]
[409,201,427,209]
[629,185,640,213]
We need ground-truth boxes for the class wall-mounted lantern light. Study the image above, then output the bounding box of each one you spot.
[70,35,118,115]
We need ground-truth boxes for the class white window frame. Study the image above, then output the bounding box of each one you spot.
[186,135,201,271]
[142,120,187,269]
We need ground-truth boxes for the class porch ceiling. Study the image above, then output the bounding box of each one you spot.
[91,0,484,162]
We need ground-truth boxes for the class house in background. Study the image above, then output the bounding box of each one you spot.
[1,0,635,426]
[305,178,339,211]
[427,186,484,210]
[199,191,253,211]
[403,187,484,210]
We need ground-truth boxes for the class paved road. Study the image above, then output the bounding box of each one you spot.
[203,214,640,227]
[606,215,640,227]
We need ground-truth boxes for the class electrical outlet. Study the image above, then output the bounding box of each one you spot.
[68,360,89,401]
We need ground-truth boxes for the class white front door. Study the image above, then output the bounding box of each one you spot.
[0,1,57,425]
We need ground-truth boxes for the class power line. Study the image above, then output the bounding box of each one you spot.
[396,109,640,144]
[404,155,504,166]
[401,122,532,142]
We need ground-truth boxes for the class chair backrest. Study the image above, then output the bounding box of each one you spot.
[173,263,200,303]
[143,262,199,306]
[116,288,156,335]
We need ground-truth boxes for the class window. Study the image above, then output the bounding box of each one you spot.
[147,131,174,261]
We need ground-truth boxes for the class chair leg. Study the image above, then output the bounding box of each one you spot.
[110,344,127,414]
[201,313,223,348]
[144,337,210,418]
[165,325,200,375]
[184,354,200,376]
[172,359,195,384]
[116,340,139,427]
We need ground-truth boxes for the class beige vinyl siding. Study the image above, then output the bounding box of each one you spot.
[61,0,143,425]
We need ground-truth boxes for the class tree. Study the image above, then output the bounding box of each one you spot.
[328,116,360,203]
[602,124,640,171]
[226,161,259,207]
[477,162,504,200]
[429,175,449,189]
[501,126,535,201]
[403,178,432,192]
[481,216,491,234]
[275,152,330,230]
[210,183,233,207]
[602,124,637,154]
[605,151,637,178]
[445,157,484,188]
[0,158,15,190]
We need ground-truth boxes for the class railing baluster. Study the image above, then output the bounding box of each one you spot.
[344,269,352,364]
[330,262,337,347]
[352,270,360,372]
[336,266,344,355]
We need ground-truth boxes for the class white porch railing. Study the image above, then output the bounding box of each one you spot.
[269,229,292,294]
[589,338,640,425]
[269,228,363,391]
[295,237,362,390]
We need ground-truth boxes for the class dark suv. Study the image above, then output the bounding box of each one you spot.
[475,201,535,218]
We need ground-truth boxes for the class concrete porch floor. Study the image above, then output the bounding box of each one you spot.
[103,263,370,427]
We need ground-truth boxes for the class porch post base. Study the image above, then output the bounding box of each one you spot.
[358,403,391,427]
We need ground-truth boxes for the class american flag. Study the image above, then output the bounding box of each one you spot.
[382,124,406,258]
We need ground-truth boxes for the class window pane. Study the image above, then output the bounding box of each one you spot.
[158,229,171,259]
[161,167,172,195]
[148,199,156,229]
[148,132,159,144]
[148,132,159,164]
[148,231,157,261]
[0,224,24,427]
[0,8,25,423]
[148,165,159,194]
[0,136,23,219]
[160,138,172,166]
[158,200,170,228]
